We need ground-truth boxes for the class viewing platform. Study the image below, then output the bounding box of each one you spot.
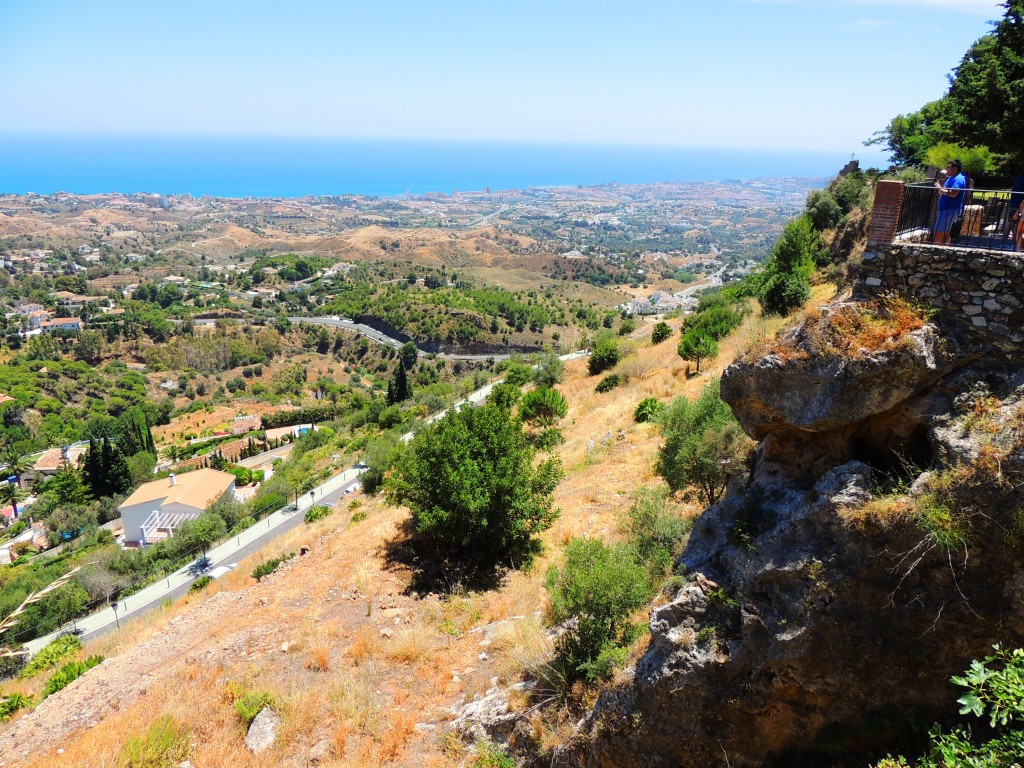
[856,179,1024,356]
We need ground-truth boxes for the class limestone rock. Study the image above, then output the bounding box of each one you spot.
[450,682,533,743]
[245,707,281,754]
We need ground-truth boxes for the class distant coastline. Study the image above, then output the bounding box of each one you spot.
[0,135,867,199]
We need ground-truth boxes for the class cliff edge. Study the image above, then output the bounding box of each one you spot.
[550,249,1024,767]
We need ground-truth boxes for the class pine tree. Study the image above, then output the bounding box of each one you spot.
[388,361,411,404]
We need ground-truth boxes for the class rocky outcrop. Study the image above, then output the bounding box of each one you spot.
[549,300,1024,768]
[245,707,281,754]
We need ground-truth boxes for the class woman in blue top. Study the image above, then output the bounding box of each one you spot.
[933,159,966,245]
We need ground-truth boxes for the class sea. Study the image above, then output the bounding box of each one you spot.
[0,135,869,199]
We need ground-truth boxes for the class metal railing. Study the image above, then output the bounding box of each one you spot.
[895,184,1023,252]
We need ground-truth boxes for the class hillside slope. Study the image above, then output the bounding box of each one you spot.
[0,306,777,767]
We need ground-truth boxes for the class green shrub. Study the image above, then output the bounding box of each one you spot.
[546,538,654,683]
[20,634,82,679]
[304,505,331,523]
[0,692,33,722]
[633,397,665,423]
[759,272,810,317]
[650,322,672,344]
[587,335,620,375]
[619,487,691,574]
[805,189,843,231]
[189,576,212,593]
[117,715,190,768]
[532,427,565,451]
[234,691,274,725]
[501,362,534,387]
[472,739,516,768]
[41,655,104,699]
[519,387,568,428]
[532,353,564,387]
[350,510,368,524]
[386,400,562,573]
[595,374,621,393]
[657,379,753,506]
[251,552,295,581]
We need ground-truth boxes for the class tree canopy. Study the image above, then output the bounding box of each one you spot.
[386,400,562,572]
[869,2,1024,174]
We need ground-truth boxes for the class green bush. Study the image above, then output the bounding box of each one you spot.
[595,374,621,393]
[872,646,1024,768]
[650,322,672,344]
[472,739,516,768]
[501,362,534,387]
[19,634,82,679]
[519,387,568,428]
[805,189,843,231]
[189,576,212,593]
[619,487,691,574]
[587,335,620,376]
[234,691,275,725]
[657,379,753,506]
[532,427,565,451]
[633,397,665,423]
[532,353,565,387]
[117,715,190,768]
[546,537,654,683]
[41,655,104,699]
[759,271,810,317]
[251,552,295,581]
[0,692,33,722]
[304,505,331,523]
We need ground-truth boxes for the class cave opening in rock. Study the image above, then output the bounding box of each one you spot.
[851,421,934,481]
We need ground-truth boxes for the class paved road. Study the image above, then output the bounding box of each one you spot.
[23,348,590,655]
[288,316,515,362]
[25,468,364,654]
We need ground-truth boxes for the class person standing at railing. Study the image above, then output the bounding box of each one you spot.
[933,159,966,245]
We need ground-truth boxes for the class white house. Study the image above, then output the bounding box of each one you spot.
[40,317,83,333]
[118,468,236,547]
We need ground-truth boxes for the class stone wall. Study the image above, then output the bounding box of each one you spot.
[854,243,1024,354]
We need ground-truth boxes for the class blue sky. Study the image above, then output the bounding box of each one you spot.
[0,0,1003,157]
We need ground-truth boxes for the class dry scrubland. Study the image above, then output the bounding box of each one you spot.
[0,287,837,767]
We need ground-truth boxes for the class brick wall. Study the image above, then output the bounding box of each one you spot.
[866,179,905,246]
[853,243,1024,354]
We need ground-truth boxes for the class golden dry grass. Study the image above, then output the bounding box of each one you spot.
[4,289,845,768]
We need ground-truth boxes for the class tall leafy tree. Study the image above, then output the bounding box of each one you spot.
[386,361,411,405]
[386,401,562,571]
[868,2,1024,173]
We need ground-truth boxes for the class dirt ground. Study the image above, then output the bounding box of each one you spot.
[0,294,837,766]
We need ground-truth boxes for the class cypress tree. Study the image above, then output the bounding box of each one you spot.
[389,361,411,404]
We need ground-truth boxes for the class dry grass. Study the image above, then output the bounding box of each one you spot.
[8,292,838,768]
[754,293,927,363]
[385,623,435,664]
[346,624,379,665]
[306,641,332,672]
